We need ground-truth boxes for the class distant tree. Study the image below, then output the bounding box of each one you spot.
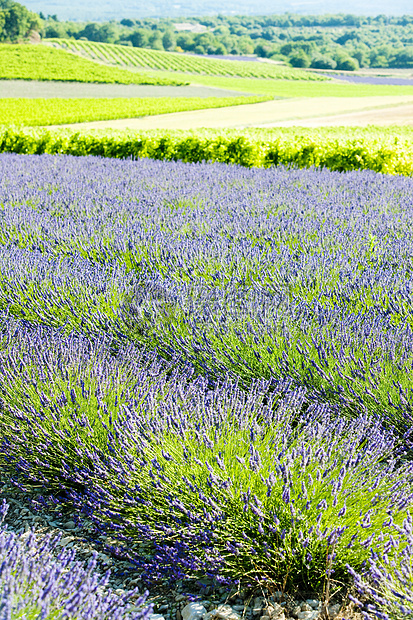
[352,47,370,67]
[44,21,67,38]
[194,31,215,48]
[237,36,254,54]
[389,47,413,67]
[148,30,164,50]
[214,25,230,36]
[254,42,272,58]
[120,18,134,27]
[289,49,310,67]
[371,54,388,67]
[336,55,359,70]
[0,0,41,42]
[162,29,176,50]
[310,54,337,69]
[213,42,227,54]
[280,42,293,55]
[194,44,205,54]
[129,28,149,48]
[78,22,101,41]
[98,22,118,43]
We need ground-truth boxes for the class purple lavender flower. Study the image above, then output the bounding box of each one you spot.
[0,502,152,619]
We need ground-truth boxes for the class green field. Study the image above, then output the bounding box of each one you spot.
[0,95,269,126]
[0,44,186,85]
[46,39,326,81]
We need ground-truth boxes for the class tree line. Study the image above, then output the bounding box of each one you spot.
[41,12,413,70]
[3,2,413,71]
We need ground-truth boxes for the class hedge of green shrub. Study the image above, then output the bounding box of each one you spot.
[1,126,412,175]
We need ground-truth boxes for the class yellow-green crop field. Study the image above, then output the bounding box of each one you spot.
[0,96,268,126]
[46,39,326,81]
[0,44,186,85]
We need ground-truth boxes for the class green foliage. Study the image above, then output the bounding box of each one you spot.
[310,55,337,70]
[288,49,310,68]
[335,55,360,71]
[389,47,413,68]
[0,0,41,42]
[46,39,326,81]
[0,95,269,126]
[1,126,413,177]
[39,12,413,70]
[0,44,186,85]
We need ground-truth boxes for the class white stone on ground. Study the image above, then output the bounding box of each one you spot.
[182,603,208,620]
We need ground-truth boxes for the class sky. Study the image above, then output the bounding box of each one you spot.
[20,0,412,21]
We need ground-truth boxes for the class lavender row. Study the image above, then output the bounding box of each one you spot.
[0,316,412,593]
[1,155,413,435]
[0,499,151,619]
[349,512,413,620]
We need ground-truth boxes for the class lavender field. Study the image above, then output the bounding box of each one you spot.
[0,153,413,618]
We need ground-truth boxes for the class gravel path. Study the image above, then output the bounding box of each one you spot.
[0,80,254,99]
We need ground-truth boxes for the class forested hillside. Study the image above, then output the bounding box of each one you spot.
[39,12,413,70]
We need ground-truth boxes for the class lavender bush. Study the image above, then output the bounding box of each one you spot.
[1,154,413,434]
[0,153,413,594]
[348,513,413,620]
[0,500,151,619]
[0,317,411,590]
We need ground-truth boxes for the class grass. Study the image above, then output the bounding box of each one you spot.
[46,39,326,81]
[0,44,186,85]
[0,95,269,126]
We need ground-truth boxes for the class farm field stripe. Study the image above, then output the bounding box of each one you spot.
[264,102,413,127]
[42,95,413,130]
[160,71,413,97]
[0,95,269,127]
[0,44,186,85]
[46,38,326,81]
[0,80,255,99]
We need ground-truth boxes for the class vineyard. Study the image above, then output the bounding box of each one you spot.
[45,39,326,80]
[0,44,185,85]
[2,125,413,175]
[0,96,267,126]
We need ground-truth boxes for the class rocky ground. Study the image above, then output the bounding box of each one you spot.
[0,479,359,620]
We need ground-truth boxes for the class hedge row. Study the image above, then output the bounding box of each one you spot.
[0,126,412,175]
